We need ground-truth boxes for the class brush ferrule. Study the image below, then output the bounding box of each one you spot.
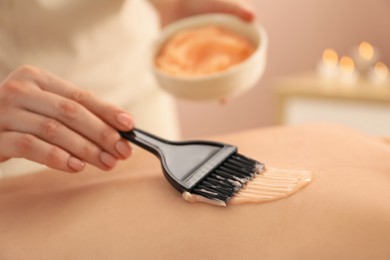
[182,145,237,189]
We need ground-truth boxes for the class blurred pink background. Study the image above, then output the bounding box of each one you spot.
[176,0,390,138]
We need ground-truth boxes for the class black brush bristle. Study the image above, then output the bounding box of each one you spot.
[190,153,265,203]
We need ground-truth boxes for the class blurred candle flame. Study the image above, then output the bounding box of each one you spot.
[339,56,355,73]
[374,61,388,80]
[322,48,338,66]
[358,41,374,61]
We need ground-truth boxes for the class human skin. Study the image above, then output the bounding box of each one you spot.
[149,0,255,26]
[0,124,389,259]
[0,66,133,173]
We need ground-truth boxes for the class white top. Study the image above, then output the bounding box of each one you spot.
[0,0,180,177]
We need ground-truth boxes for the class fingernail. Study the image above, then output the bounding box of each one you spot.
[243,12,255,22]
[68,156,85,172]
[116,140,132,159]
[117,113,134,129]
[100,151,117,168]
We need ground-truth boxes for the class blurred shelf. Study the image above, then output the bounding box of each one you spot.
[275,73,390,102]
[274,73,390,136]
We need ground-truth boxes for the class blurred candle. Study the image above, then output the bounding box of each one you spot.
[369,61,389,84]
[339,56,357,84]
[317,48,339,78]
[352,41,379,77]
[359,41,374,60]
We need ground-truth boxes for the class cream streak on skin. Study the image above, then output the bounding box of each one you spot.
[183,167,312,206]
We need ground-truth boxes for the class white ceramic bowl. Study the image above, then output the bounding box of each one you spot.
[151,14,268,100]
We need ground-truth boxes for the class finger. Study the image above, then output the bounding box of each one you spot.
[189,0,256,22]
[18,65,134,131]
[12,87,131,161]
[0,132,85,173]
[0,108,126,170]
[218,97,229,105]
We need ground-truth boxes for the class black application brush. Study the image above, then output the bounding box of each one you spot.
[120,128,265,206]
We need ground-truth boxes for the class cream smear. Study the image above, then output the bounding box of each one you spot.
[229,168,311,205]
[183,167,312,207]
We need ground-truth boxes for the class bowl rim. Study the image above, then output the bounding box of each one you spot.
[152,13,268,82]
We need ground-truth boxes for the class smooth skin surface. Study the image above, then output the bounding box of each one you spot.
[0,124,389,259]
[150,0,255,26]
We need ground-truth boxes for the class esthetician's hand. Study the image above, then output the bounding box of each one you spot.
[0,65,133,173]
[153,0,255,27]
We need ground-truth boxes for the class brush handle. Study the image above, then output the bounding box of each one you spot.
[119,128,172,156]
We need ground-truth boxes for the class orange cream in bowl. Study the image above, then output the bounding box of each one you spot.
[156,25,256,76]
[152,14,268,100]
